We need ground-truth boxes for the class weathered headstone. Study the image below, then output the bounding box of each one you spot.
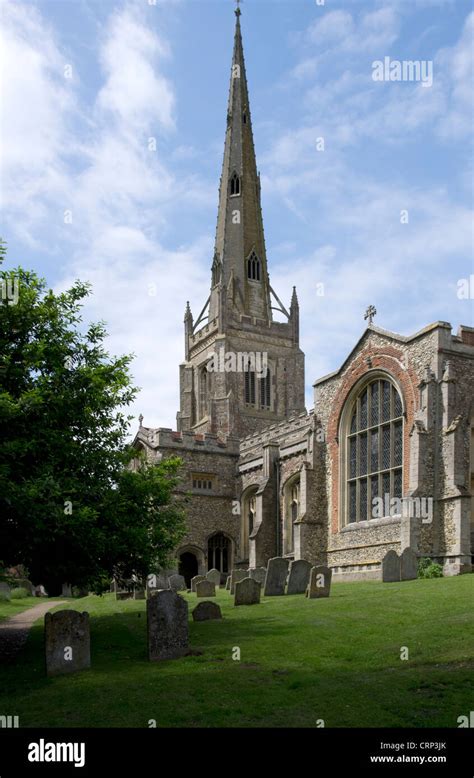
[249,567,267,585]
[116,591,133,601]
[287,560,312,594]
[230,569,248,594]
[191,575,206,593]
[192,602,222,622]
[234,577,261,606]
[225,576,231,590]
[307,565,332,599]
[196,580,215,598]
[16,579,34,595]
[168,574,186,592]
[206,568,221,587]
[146,573,169,596]
[35,585,48,597]
[0,583,11,599]
[61,583,72,597]
[45,610,90,677]
[382,550,401,582]
[400,548,417,581]
[263,557,289,596]
[147,590,188,661]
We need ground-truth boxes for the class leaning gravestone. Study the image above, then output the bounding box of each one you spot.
[168,574,186,592]
[196,580,215,598]
[35,585,48,597]
[307,565,332,599]
[191,575,206,593]
[192,602,222,622]
[147,590,188,661]
[45,610,90,677]
[234,577,261,606]
[382,550,401,582]
[400,548,417,581]
[230,570,248,595]
[264,557,289,596]
[206,569,221,587]
[225,576,231,590]
[287,560,312,594]
[249,567,267,585]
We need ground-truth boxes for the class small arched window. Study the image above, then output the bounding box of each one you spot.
[259,369,271,410]
[247,251,260,281]
[230,171,240,196]
[346,377,403,524]
[199,366,208,420]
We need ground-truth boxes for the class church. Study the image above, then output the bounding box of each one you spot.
[133,8,474,586]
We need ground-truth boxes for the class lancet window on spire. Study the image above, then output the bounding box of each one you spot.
[230,171,240,196]
[247,251,260,282]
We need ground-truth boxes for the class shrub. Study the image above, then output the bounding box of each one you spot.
[10,587,29,599]
[418,557,443,578]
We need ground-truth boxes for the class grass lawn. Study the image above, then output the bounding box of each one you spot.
[0,576,472,728]
[0,597,42,622]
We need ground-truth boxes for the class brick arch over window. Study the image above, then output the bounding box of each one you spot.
[326,348,418,534]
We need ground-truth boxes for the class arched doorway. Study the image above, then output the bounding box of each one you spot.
[207,533,231,576]
[179,552,198,587]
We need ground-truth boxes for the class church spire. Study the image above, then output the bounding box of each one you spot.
[209,7,271,326]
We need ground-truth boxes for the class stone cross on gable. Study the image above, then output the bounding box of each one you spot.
[364,305,377,325]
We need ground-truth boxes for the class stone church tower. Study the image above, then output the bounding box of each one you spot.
[177,8,305,440]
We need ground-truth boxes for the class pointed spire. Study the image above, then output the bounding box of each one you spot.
[184,300,193,322]
[290,286,299,309]
[209,8,272,325]
[290,287,299,345]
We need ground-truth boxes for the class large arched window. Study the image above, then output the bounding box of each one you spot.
[283,477,300,554]
[345,377,403,524]
[230,171,240,196]
[199,366,208,420]
[247,251,260,281]
[208,533,231,575]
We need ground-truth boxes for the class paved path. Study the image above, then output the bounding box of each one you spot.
[0,601,66,662]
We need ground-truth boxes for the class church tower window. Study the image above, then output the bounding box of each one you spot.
[245,369,256,405]
[345,377,403,525]
[259,369,271,410]
[230,171,240,196]
[199,366,208,420]
[247,251,260,281]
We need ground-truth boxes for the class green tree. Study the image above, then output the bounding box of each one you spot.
[0,243,186,594]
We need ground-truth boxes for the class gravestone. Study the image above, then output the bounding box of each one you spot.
[400,548,417,581]
[146,574,169,596]
[168,574,186,592]
[249,567,267,585]
[230,569,248,594]
[191,575,206,593]
[263,557,289,596]
[61,583,72,597]
[234,577,261,606]
[307,565,332,599]
[225,576,231,590]
[116,591,133,601]
[35,585,48,597]
[382,550,401,582]
[0,583,11,599]
[206,569,221,587]
[147,590,188,661]
[72,587,88,598]
[192,602,222,622]
[45,610,90,677]
[196,580,215,598]
[16,579,34,595]
[287,560,312,594]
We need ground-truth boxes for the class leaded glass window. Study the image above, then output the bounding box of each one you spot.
[346,378,403,523]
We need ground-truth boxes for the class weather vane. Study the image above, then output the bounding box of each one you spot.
[235,0,242,15]
[364,305,377,325]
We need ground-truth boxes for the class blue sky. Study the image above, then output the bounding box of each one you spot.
[2,0,473,429]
